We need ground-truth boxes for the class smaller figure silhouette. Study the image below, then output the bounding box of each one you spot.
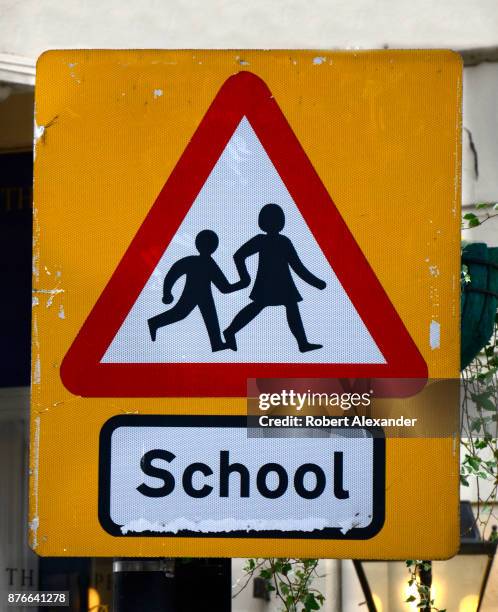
[224,203,327,352]
[148,230,242,351]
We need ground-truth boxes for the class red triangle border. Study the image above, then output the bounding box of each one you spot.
[60,71,428,397]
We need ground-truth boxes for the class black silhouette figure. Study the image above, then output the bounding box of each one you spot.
[147,230,243,351]
[223,203,326,352]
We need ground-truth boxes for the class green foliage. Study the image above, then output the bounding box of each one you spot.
[460,312,498,530]
[405,561,446,612]
[462,203,498,229]
[234,558,325,612]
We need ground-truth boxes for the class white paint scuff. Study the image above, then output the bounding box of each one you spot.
[153,89,163,98]
[313,56,326,65]
[32,252,39,278]
[28,516,39,548]
[33,122,45,143]
[32,207,40,279]
[29,416,41,550]
[430,320,441,350]
[32,288,65,308]
[121,516,332,535]
[33,121,45,160]
[121,513,370,535]
[33,357,41,385]
[58,305,65,319]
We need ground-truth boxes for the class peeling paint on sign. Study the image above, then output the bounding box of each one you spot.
[29,416,41,550]
[430,320,441,350]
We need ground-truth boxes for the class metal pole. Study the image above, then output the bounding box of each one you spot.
[477,553,495,612]
[112,558,176,612]
[352,560,377,612]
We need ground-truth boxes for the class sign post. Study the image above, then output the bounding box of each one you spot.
[32,50,461,563]
[112,559,175,612]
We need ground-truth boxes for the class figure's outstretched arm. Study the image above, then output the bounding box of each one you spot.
[210,261,245,294]
[287,240,327,290]
[233,236,260,287]
[162,260,186,303]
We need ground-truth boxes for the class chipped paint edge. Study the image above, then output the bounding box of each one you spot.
[29,415,41,550]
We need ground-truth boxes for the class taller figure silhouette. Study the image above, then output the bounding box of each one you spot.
[224,203,327,352]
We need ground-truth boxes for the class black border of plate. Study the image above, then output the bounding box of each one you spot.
[99,414,385,540]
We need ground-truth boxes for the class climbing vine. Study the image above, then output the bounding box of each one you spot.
[233,558,325,612]
[405,561,446,612]
[460,206,498,538]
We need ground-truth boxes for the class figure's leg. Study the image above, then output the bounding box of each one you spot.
[147,296,195,341]
[285,303,323,352]
[224,302,265,351]
[198,295,227,352]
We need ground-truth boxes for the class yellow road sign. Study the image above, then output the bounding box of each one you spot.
[31,49,461,558]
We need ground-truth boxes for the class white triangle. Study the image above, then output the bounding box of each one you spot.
[102,117,385,364]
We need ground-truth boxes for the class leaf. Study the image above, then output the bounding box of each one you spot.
[465,455,481,470]
[481,398,496,412]
[470,418,482,433]
[485,345,495,357]
[304,593,320,610]
[405,595,416,603]
[282,562,292,575]
[463,212,477,220]
[468,217,481,227]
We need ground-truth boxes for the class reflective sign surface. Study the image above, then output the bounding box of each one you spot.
[32,50,461,558]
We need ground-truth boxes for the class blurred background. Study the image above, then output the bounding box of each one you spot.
[1,1,498,610]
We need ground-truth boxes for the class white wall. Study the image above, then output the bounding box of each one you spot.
[1,0,498,64]
[463,63,498,206]
[461,62,498,246]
